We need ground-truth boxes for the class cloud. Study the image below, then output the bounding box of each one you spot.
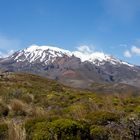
[124,45,140,58]
[76,45,95,54]
[131,46,140,56]
[0,50,15,58]
[77,45,92,54]
[124,50,132,58]
[0,34,21,50]
[0,34,21,58]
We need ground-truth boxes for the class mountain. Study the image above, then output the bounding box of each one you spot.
[9,45,133,66]
[0,45,140,89]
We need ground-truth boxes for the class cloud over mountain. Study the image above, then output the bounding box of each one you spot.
[124,46,140,58]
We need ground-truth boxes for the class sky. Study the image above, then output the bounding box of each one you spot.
[0,0,140,65]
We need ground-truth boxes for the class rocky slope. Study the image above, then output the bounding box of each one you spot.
[0,45,140,89]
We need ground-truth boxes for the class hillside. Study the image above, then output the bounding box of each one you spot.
[0,72,140,139]
[1,45,140,89]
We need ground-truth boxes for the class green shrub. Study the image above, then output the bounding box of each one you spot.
[90,125,108,140]
[86,111,119,125]
[134,106,140,114]
[25,118,87,140]
[124,106,135,113]
[30,122,50,140]
[50,83,63,92]
[123,98,137,105]
[112,97,120,105]
[24,117,46,140]
[0,123,8,140]
[47,119,83,140]
[68,104,87,120]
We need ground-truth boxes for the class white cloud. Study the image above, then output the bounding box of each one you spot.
[0,35,21,50]
[0,50,15,58]
[131,46,140,56]
[0,34,21,58]
[77,45,94,54]
[124,50,132,58]
[124,45,140,58]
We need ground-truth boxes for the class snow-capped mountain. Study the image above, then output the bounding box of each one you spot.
[0,44,140,89]
[10,45,133,67]
[12,45,72,64]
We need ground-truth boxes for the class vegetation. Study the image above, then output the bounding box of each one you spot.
[0,72,140,139]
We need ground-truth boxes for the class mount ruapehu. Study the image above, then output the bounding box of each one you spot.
[0,45,140,91]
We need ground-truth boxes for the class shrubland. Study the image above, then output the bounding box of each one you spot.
[0,72,140,139]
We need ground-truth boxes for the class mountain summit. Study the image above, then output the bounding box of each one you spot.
[0,45,140,89]
[10,45,133,67]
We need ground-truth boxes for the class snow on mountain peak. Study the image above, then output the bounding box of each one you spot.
[13,45,72,64]
[25,45,71,55]
[23,45,114,65]
[73,50,109,62]
[11,44,134,67]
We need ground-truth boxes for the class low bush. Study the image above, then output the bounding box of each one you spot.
[24,117,46,140]
[90,125,108,140]
[25,118,87,140]
[0,123,8,140]
[86,111,119,125]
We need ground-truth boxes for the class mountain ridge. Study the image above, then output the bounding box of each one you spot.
[0,44,140,89]
[10,45,134,67]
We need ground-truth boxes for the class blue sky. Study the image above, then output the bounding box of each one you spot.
[0,0,140,65]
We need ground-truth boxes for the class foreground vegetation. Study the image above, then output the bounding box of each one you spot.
[0,72,140,139]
